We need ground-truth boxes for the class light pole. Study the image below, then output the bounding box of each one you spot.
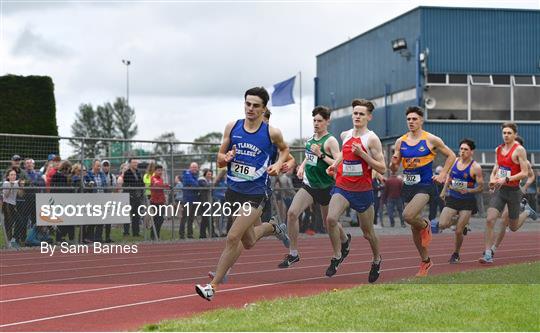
[122,59,131,107]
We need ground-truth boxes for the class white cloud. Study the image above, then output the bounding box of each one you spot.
[2,0,538,145]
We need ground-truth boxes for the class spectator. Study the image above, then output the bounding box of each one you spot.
[179,162,199,239]
[101,160,116,243]
[45,155,62,188]
[143,162,156,201]
[3,169,23,248]
[84,159,107,242]
[173,173,184,232]
[122,158,144,237]
[383,170,405,228]
[5,155,29,241]
[24,158,44,228]
[198,168,214,238]
[150,165,168,239]
[276,171,295,222]
[372,172,385,228]
[212,168,227,237]
[116,163,128,190]
[51,161,75,243]
[25,226,53,247]
[429,165,445,223]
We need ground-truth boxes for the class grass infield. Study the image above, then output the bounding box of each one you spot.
[143,261,540,332]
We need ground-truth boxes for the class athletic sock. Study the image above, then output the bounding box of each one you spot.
[290,250,298,257]
[491,245,497,253]
[422,257,430,263]
[333,255,342,261]
[373,257,381,264]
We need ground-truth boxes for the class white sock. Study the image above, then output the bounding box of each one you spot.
[491,245,497,252]
[290,250,298,257]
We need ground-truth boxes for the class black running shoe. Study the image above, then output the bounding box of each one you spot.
[278,254,300,268]
[340,233,352,262]
[325,257,341,277]
[448,252,460,264]
[368,258,381,283]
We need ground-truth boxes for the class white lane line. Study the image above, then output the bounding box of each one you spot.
[1,247,537,303]
[1,240,538,287]
[0,253,537,329]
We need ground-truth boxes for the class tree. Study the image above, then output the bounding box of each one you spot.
[113,97,138,140]
[70,103,100,159]
[190,131,222,165]
[96,103,118,157]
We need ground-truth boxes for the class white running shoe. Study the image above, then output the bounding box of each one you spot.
[195,283,215,301]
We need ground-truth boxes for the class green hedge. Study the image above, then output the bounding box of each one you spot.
[0,75,59,164]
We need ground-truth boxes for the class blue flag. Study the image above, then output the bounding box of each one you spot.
[271,76,296,106]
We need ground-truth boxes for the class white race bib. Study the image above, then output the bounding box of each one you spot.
[404,173,421,185]
[231,162,256,180]
[305,152,318,166]
[343,161,363,176]
[451,179,467,190]
[497,167,511,179]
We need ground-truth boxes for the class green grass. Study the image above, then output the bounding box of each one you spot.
[143,262,540,332]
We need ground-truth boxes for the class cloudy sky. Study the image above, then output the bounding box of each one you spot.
[1,0,538,148]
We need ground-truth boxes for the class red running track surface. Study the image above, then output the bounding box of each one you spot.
[0,231,539,331]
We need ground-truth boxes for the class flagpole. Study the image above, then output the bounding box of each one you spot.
[298,71,302,141]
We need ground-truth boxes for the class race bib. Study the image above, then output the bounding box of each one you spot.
[451,179,467,190]
[231,162,256,180]
[305,152,318,166]
[497,167,511,179]
[403,173,421,185]
[343,161,363,176]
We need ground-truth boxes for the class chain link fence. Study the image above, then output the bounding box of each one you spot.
[0,133,310,249]
[1,133,538,250]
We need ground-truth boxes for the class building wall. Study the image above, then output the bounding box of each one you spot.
[316,9,420,110]
[421,7,540,74]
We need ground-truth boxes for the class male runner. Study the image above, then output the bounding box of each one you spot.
[488,134,537,259]
[435,139,484,263]
[277,106,350,268]
[325,99,386,282]
[389,106,455,276]
[195,87,290,300]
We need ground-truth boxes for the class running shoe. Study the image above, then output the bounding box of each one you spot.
[325,257,341,277]
[463,225,470,236]
[368,258,382,283]
[195,283,215,301]
[415,258,433,277]
[523,200,538,221]
[520,197,528,210]
[208,269,229,283]
[270,218,290,248]
[340,233,352,262]
[448,252,460,264]
[420,219,432,247]
[278,254,300,268]
[478,251,494,264]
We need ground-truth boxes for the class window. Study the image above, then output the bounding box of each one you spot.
[448,74,467,84]
[514,86,540,121]
[471,75,491,84]
[424,74,539,122]
[471,86,510,120]
[514,76,534,85]
[425,86,467,120]
[427,74,446,84]
[492,75,510,85]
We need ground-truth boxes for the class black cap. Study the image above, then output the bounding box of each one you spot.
[11,155,21,161]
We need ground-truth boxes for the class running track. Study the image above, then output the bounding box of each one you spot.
[1,231,539,331]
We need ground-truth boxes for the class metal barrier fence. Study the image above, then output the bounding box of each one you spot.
[1,133,538,249]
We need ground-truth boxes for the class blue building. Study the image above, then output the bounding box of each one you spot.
[315,6,540,165]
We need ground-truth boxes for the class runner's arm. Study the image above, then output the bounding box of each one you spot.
[217,122,235,168]
[467,162,484,194]
[389,138,402,173]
